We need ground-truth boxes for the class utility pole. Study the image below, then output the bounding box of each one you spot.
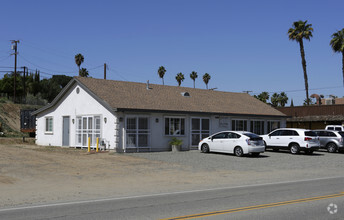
[21,66,27,103]
[11,40,19,103]
[104,63,107,80]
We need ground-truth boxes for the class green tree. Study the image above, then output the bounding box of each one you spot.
[303,98,314,106]
[79,68,89,77]
[190,71,198,88]
[203,73,211,89]
[40,78,61,102]
[75,53,84,73]
[330,28,344,86]
[271,93,280,107]
[158,66,166,85]
[254,91,269,103]
[288,20,313,105]
[175,72,185,86]
[279,92,288,107]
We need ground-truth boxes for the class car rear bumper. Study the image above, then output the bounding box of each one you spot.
[300,146,320,151]
[248,146,265,153]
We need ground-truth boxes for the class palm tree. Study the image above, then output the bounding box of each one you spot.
[190,71,198,88]
[271,93,280,107]
[203,73,211,89]
[175,72,185,86]
[288,20,313,105]
[330,28,344,86]
[254,91,269,103]
[75,54,84,72]
[79,68,89,77]
[158,66,166,85]
[279,92,289,107]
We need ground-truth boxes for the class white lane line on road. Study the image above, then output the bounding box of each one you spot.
[1,175,343,212]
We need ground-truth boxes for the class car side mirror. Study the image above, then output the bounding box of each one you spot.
[210,137,213,141]
[268,135,271,139]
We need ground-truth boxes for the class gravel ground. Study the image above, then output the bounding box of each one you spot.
[131,149,344,173]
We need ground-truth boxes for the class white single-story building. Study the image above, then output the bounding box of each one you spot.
[32,77,287,152]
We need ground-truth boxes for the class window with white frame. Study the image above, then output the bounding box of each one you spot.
[165,117,185,136]
[126,117,150,148]
[232,119,248,131]
[76,116,101,146]
[250,120,265,135]
[267,121,280,133]
[45,117,53,133]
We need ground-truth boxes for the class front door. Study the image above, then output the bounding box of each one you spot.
[62,116,70,146]
[191,118,210,146]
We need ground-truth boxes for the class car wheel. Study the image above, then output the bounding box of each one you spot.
[234,146,244,157]
[327,143,337,153]
[251,152,260,157]
[201,144,209,153]
[290,144,300,154]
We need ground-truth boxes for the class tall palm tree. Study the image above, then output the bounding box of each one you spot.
[158,66,166,85]
[75,54,84,72]
[330,28,344,86]
[203,73,211,89]
[190,71,198,88]
[288,20,313,105]
[79,68,89,77]
[175,72,185,86]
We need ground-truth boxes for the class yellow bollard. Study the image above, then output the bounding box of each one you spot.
[88,137,91,153]
[96,137,99,152]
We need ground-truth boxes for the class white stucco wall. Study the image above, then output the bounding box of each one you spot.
[36,84,116,149]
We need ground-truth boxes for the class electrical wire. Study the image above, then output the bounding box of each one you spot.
[0,55,11,63]
[107,66,128,81]
[18,54,74,74]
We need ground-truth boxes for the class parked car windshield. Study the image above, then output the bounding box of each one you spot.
[304,131,317,137]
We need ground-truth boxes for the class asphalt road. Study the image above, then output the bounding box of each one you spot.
[1,176,344,220]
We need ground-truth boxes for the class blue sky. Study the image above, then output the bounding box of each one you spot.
[0,0,343,105]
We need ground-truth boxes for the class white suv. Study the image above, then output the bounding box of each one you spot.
[261,128,320,154]
[325,125,344,132]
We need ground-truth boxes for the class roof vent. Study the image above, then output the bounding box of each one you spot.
[181,92,190,97]
[146,80,152,90]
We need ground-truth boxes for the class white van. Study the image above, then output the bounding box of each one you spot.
[325,125,344,131]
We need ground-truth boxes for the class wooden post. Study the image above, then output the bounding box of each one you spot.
[96,137,99,152]
[88,137,91,153]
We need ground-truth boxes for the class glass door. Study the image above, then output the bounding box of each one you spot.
[191,118,210,146]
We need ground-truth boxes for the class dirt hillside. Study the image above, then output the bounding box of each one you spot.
[0,102,41,136]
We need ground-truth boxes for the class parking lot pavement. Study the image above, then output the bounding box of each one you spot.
[132,149,344,176]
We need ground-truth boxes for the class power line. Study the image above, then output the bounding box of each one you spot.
[107,66,128,81]
[18,54,75,74]
[0,55,11,63]
[252,85,343,95]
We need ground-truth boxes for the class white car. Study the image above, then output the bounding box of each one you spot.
[198,131,265,157]
[261,128,320,154]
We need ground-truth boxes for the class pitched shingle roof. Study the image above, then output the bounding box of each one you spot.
[76,77,285,117]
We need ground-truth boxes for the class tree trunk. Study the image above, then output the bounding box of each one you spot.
[342,50,344,86]
[299,39,309,105]
[162,78,164,85]
[193,80,195,88]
